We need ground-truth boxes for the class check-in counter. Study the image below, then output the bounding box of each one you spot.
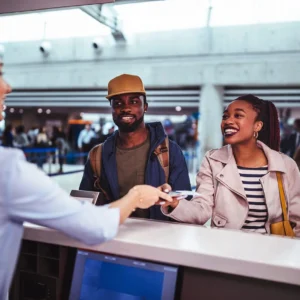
[12,219,300,300]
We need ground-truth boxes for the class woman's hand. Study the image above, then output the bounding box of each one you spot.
[161,198,180,210]
[156,183,183,210]
[129,185,173,209]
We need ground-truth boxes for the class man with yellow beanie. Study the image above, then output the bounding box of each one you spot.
[80,74,191,221]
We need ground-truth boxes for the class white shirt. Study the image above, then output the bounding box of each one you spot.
[77,129,95,148]
[0,147,119,298]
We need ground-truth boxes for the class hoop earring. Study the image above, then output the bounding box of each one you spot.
[253,131,258,139]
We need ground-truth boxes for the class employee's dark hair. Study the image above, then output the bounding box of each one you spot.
[235,94,280,151]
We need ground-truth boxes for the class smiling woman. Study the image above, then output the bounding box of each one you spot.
[161,94,300,238]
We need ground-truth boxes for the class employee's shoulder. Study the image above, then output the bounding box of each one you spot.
[0,147,25,168]
[0,147,25,160]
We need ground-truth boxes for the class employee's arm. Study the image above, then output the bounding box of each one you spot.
[110,185,171,224]
[4,151,172,245]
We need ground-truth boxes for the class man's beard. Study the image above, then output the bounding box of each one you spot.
[114,114,145,133]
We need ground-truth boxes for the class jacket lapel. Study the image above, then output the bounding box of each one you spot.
[209,141,287,201]
[210,145,247,200]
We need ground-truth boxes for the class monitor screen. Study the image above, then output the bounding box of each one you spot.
[69,250,179,300]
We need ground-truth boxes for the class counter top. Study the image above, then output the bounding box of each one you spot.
[23,219,300,286]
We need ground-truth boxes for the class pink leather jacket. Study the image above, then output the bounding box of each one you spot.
[164,141,300,236]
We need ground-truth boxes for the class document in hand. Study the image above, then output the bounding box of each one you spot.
[170,191,201,199]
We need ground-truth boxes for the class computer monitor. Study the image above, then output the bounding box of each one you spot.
[69,250,179,300]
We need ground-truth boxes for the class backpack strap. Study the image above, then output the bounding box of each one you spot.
[154,137,169,183]
[89,144,111,203]
[89,143,102,179]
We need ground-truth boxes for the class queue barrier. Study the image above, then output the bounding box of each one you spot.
[23,147,88,176]
[22,147,199,187]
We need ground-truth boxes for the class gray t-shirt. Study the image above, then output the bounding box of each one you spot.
[116,136,150,218]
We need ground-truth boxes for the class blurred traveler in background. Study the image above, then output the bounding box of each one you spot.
[280,118,300,158]
[13,125,30,148]
[77,123,95,159]
[89,124,115,148]
[2,124,14,147]
[163,119,176,141]
[36,126,49,147]
[27,126,39,146]
[35,126,51,169]
[52,126,69,173]
[80,74,191,221]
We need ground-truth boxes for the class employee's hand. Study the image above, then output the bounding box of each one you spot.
[130,185,173,209]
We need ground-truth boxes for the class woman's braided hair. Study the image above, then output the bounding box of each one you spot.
[235,94,280,151]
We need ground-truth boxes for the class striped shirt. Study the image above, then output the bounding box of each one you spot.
[238,166,268,234]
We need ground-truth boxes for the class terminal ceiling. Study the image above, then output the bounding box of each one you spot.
[1,0,300,42]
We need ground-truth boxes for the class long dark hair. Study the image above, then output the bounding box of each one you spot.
[235,94,280,151]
